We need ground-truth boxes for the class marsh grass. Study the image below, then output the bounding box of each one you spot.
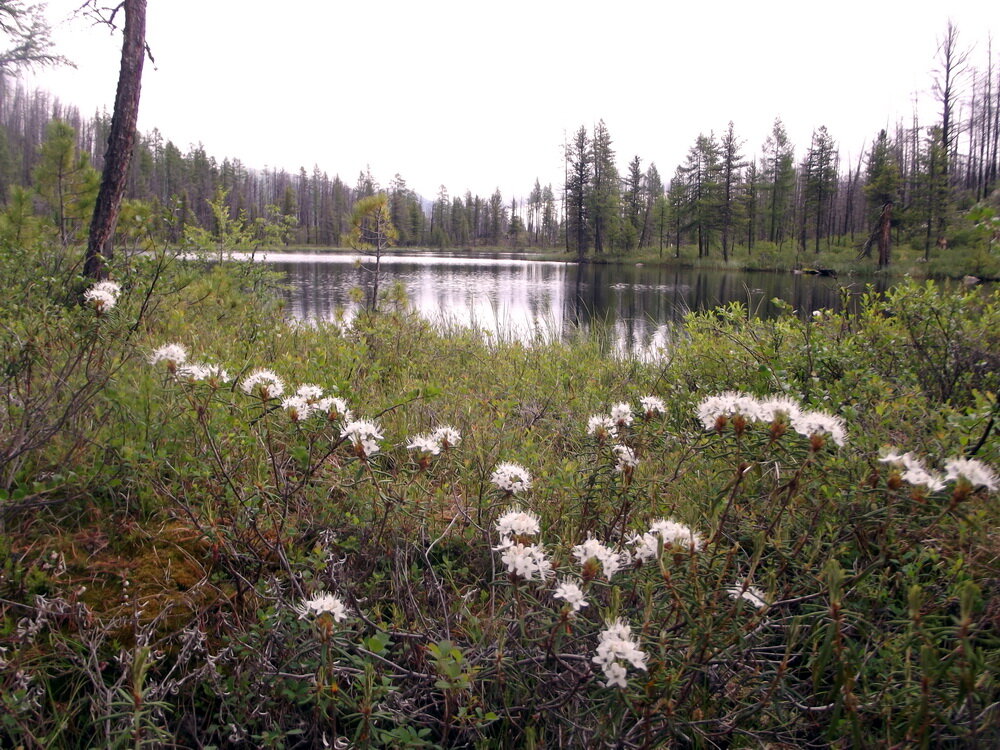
[1,243,998,748]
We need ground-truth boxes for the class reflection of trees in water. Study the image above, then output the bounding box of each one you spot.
[271,257,869,351]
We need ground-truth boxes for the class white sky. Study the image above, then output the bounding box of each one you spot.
[17,0,1000,200]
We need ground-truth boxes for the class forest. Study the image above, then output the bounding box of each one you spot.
[0,22,998,269]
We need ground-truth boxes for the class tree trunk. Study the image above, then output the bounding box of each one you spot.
[877,202,892,268]
[84,0,147,280]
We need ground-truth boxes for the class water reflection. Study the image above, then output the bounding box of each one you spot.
[255,251,873,351]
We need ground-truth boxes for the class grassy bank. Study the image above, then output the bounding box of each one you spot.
[1,245,999,747]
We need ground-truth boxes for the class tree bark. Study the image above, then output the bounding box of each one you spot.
[84,0,147,280]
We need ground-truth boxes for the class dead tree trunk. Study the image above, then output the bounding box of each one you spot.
[83,0,147,280]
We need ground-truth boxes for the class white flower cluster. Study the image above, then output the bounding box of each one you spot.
[84,280,121,313]
[240,368,284,400]
[573,537,626,579]
[610,402,634,428]
[280,385,349,423]
[944,457,998,491]
[726,582,768,609]
[490,462,532,494]
[553,579,589,612]
[149,343,188,370]
[295,592,351,622]
[630,518,705,562]
[407,425,462,456]
[696,391,846,446]
[493,507,551,581]
[586,415,617,442]
[612,444,639,473]
[495,507,541,539]
[639,395,666,418]
[176,362,231,386]
[880,451,998,493]
[496,541,553,581]
[342,419,384,458]
[593,619,647,688]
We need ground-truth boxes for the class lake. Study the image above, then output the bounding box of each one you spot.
[256,251,871,355]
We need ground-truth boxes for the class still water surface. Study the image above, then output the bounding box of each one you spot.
[259,251,871,354]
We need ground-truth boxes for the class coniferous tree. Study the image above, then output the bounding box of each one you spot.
[33,119,99,246]
[862,129,901,267]
[800,125,837,253]
[719,121,745,261]
[641,162,663,250]
[621,155,645,251]
[762,118,795,246]
[564,125,591,260]
[590,120,619,254]
[680,133,721,257]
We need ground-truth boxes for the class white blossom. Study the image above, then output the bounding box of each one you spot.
[880,450,947,492]
[593,619,647,688]
[726,583,768,609]
[696,391,761,430]
[639,395,665,417]
[495,541,552,581]
[149,343,188,369]
[431,425,461,449]
[553,580,588,612]
[240,368,284,400]
[407,434,441,455]
[757,396,802,424]
[295,592,351,622]
[587,415,617,441]
[610,402,634,428]
[341,419,383,458]
[572,538,625,579]
[318,396,352,422]
[631,518,704,560]
[282,395,313,422]
[83,287,117,312]
[612,444,638,473]
[791,410,847,447]
[295,384,325,403]
[944,457,998,491]
[490,462,532,494]
[495,507,541,539]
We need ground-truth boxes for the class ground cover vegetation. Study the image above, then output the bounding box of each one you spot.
[0,213,998,747]
[2,22,1000,276]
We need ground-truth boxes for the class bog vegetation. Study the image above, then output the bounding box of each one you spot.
[1,211,998,748]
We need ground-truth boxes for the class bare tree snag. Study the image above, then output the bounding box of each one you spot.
[83,0,147,280]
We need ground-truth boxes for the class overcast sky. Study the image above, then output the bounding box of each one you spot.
[19,0,1000,200]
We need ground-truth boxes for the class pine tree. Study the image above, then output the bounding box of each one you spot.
[33,119,99,246]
